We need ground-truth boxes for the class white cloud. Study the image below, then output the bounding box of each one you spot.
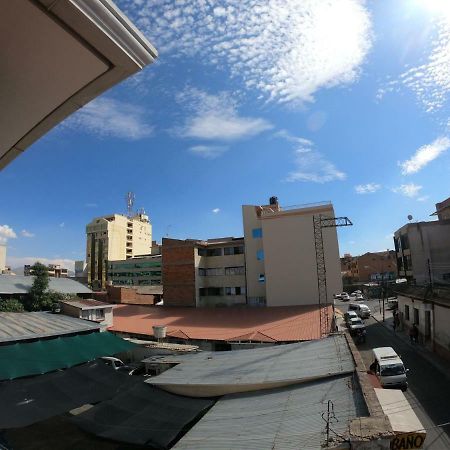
[189,146,228,159]
[66,97,153,140]
[0,225,17,244]
[212,208,220,214]
[379,20,450,112]
[399,136,450,175]
[178,89,272,140]
[59,222,65,228]
[277,132,346,183]
[120,0,372,104]
[21,230,35,238]
[392,183,423,198]
[355,183,381,194]
[6,256,75,272]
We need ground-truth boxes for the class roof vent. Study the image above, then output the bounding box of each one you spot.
[269,196,278,206]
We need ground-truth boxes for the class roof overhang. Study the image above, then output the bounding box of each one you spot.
[0,0,157,169]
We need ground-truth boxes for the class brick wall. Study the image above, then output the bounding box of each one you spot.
[103,285,157,306]
[162,238,196,307]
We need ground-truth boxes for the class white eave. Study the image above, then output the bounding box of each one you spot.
[0,0,157,169]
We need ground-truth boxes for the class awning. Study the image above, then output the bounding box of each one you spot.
[0,361,135,429]
[72,383,214,449]
[0,332,135,380]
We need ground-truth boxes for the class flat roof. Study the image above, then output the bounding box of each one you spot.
[110,304,333,342]
[1,0,157,168]
[0,275,92,294]
[0,311,100,343]
[61,299,114,310]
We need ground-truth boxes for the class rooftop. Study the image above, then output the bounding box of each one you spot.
[0,311,100,343]
[0,275,92,295]
[110,304,333,342]
[61,299,114,310]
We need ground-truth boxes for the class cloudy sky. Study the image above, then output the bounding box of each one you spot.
[1,0,450,270]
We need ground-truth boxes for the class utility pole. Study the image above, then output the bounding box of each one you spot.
[382,282,385,322]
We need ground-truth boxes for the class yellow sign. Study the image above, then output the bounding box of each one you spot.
[390,433,426,450]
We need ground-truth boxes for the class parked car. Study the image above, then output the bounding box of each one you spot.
[348,317,366,336]
[348,303,371,319]
[341,293,350,301]
[100,356,131,372]
[344,310,359,325]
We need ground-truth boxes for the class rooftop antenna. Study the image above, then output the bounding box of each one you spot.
[126,192,135,217]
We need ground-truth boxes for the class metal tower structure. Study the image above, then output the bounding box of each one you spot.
[313,215,353,337]
[126,192,135,217]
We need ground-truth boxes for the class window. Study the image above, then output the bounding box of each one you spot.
[225,266,245,275]
[259,274,265,283]
[198,268,206,276]
[200,268,223,276]
[252,228,262,238]
[224,246,244,255]
[404,305,410,321]
[95,309,105,320]
[225,286,246,295]
[207,248,222,257]
[413,307,419,325]
[256,249,264,261]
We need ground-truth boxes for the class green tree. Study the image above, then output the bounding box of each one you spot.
[27,262,50,311]
[0,298,24,312]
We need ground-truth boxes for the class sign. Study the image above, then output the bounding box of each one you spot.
[390,433,426,450]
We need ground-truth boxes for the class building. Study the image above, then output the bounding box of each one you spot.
[1,0,157,169]
[340,251,397,283]
[394,196,450,285]
[0,244,6,273]
[108,254,162,287]
[163,237,247,307]
[100,285,163,306]
[86,212,152,290]
[242,197,342,306]
[24,263,68,278]
[60,298,114,329]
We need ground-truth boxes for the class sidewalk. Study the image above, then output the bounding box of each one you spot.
[370,302,450,380]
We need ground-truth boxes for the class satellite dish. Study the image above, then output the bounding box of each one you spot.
[407,215,413,221]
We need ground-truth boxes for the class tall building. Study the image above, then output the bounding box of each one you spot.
[86,213,152,290]
[394,196,450,285]
[242,197,342,307]
[24,263,68,278]
[340,251,396,282]
[0,245,6,273]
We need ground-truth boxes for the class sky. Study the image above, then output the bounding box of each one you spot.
[1,0,450,271]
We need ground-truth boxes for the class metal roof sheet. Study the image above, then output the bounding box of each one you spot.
[0,311,100,342]
[0,275,92,295]
[174,374,368,450]
[147,335,355,397]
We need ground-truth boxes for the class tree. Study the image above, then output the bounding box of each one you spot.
[0,298,24,312]
[27,262,51,311]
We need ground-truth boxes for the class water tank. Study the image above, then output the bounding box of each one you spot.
[269,196,278,205]
[153,325,167,339]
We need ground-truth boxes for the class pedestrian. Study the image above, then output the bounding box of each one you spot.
[409,323,419,344]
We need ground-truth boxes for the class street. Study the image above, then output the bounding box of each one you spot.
[335,297,450,450]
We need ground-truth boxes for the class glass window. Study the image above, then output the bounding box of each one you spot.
[198,248,207,256]
[252,228,263,238]
[259,274,265,283]
[207,248,222,257]
[225,266,245,275]
[224,246,244,255]
[256,249,264,261]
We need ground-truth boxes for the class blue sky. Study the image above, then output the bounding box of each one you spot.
[1,0,450,270]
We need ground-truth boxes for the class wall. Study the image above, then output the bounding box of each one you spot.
[105,285,157,305]
[162,238,196,307]
[0,245,6,272]
[433,303,450,360]
[261,205,342,307]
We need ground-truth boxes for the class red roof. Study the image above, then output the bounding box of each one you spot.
[110,304,332,342]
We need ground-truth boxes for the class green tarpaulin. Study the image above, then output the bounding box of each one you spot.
[0,332,135,380]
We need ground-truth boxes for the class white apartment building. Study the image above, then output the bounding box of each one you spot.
[243,197,342,307]
[86,213,152,290]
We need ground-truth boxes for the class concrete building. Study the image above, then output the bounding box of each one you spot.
[394,196,450,285]
[1,0,157,169]
[0,245,6,273]
[108,254,162,287]
[243,198,342,306]
[163,237,247,307]
[24,263,68,278]
[60,298,114,329]
[86,212,152,290]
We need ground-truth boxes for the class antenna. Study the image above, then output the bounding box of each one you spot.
[126,192,135,217]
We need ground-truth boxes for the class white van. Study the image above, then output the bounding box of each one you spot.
[348,303,371,319]
[370,347,408,391]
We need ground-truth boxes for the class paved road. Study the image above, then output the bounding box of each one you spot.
[335,297,450,450]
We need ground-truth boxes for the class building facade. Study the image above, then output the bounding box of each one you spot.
[243,198,342,307]
[340,251,397,283]
[24,263,68,278]
[163,237,247,307]
[108,255,162,287]
[0,245,6,273]
[60,299,114,329]
[394,197,450,285]
[86,213,152,290]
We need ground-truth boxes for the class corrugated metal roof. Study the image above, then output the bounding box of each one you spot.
[61,299,113,309]
[147,335,355,396]
[0,275,92,294]
[0,311,100,342]
[174,374,368,450]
